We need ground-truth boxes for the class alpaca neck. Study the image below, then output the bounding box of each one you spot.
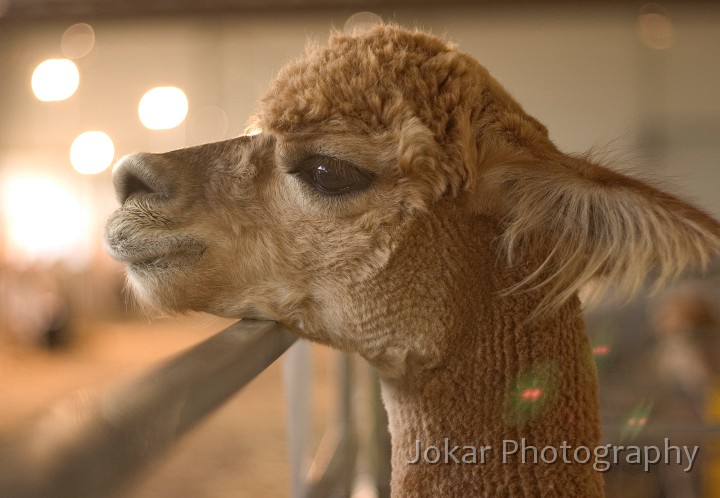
[364,203,605,496]
[379,303,604,497]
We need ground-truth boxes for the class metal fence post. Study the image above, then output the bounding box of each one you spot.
[283,340,312,498]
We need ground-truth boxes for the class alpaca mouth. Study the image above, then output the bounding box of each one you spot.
[106,237,206,270]
[104,214,206,270]
[126,250,205,273]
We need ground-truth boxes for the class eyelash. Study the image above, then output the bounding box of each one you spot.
[290,155,373,197]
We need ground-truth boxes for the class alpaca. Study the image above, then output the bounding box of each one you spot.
[105,25,720,497]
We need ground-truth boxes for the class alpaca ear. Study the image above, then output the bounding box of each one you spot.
[476,157,720,312]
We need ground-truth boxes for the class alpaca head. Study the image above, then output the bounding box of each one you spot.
[105,25,720,375]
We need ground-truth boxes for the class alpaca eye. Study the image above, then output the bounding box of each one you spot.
[294,156,372,196]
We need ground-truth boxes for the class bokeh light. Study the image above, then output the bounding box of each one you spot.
[519,387,544,402]
[620,401,653,441]
[138,86,188,130]
[344,11,383,34]
[507,362,558,425]
[589,325,617,371]
[3,176,88,262]
[31,59,79,102]
[592,344,611,357]
[637,3,675,50]
[70,131,115,174]
[61,23,96,59]
[627,417,648,427]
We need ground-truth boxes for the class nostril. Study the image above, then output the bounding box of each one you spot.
[121,171,155,200]
[113,153,167,205]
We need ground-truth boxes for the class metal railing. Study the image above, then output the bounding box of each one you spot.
[283,342,390,498]
[0,319,391,498]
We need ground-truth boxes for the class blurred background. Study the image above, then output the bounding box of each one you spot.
[0,1,719,497]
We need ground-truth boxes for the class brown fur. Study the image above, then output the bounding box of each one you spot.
[105,25,720,496]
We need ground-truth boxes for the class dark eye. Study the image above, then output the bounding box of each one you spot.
[293,155,373,196]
